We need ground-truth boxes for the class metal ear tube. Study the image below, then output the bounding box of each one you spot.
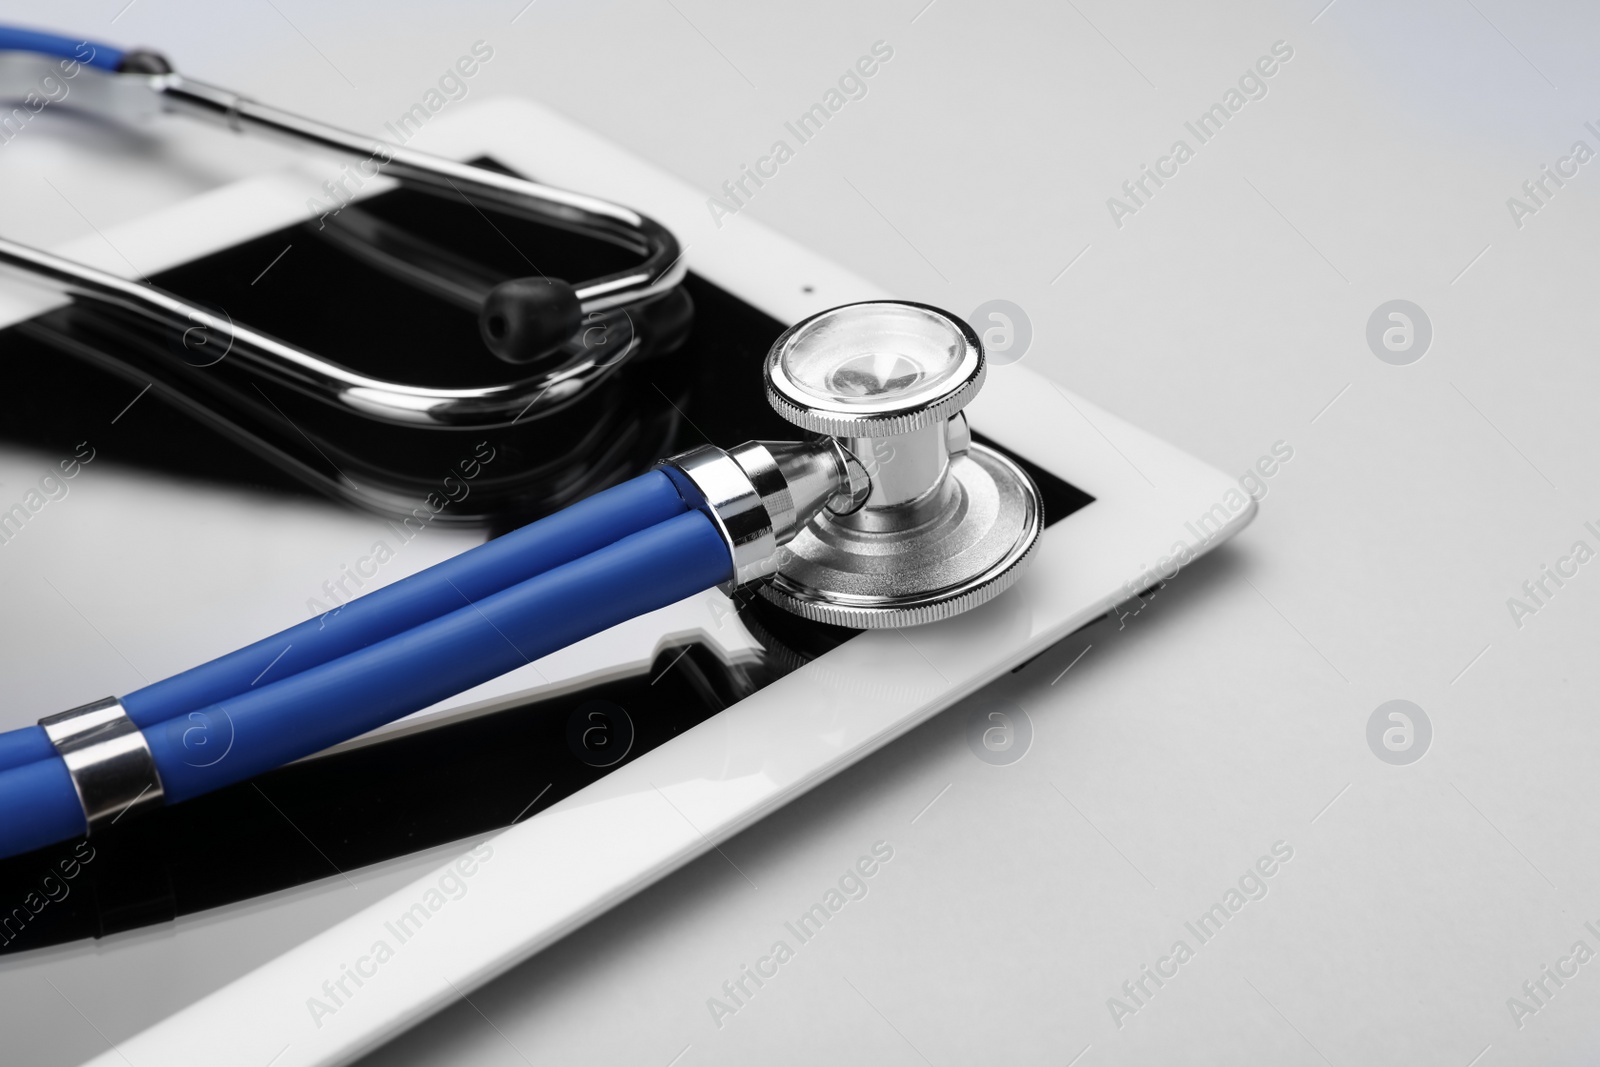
[661,301,1044,628]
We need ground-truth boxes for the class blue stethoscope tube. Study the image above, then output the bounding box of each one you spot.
[0,497,731,858]
[153,510,726,794]
[125,472,692,727]
[0,25,122,70]
[0,760,82,860]
[0,472,691,777]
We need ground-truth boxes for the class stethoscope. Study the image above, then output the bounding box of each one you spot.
[0,27,1045,862]
[0,25,691,521]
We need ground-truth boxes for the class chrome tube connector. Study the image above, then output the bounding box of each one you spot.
[39,697,165,834]
[658,438,867,590]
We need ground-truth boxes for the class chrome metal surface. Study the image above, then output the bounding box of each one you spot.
[152,75,685,315]
[765,302,984,438]
[659,445,778,590]
[659,439,865,590]
[315,207,499,312]
[843,422,950,511]
[39,697,165,833]
[759,301,1045,628]
[761,439,869,519]
[944,410,972,457]
[0,236,642,428]
[760,444,1042,628]
[0,67,686,429]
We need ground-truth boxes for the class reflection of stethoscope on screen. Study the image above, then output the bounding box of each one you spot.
[0,26,1044,862]
[1,25,695,519]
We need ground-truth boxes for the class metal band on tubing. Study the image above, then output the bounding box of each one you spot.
[39,697,165,833]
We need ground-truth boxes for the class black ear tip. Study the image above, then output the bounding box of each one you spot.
[115,49,174,75]
[479,277,582,364]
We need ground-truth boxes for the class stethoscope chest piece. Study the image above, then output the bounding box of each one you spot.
[759,302,1043,628]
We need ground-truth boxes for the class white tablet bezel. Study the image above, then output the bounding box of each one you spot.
[79,97,1255,1067]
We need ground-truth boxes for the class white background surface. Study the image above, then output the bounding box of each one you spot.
[1,1,1598,1064]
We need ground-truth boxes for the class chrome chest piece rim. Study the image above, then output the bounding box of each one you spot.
[761,443,1042,628]
[758,301,1044,629]
[765,301,986,439]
